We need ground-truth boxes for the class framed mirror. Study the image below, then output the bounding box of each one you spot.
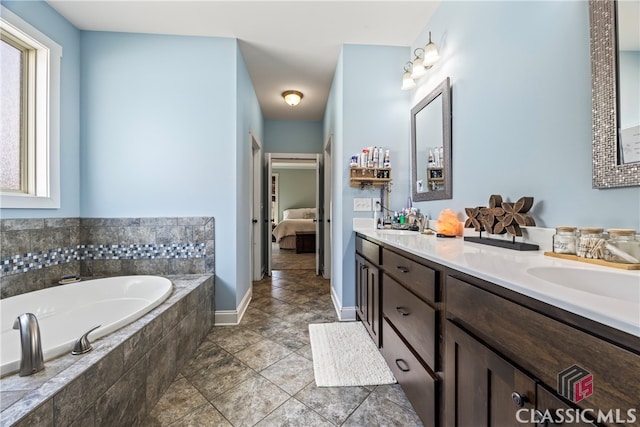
[590,0,639,188]
[411,77,452,201]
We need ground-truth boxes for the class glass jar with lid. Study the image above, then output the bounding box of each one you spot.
[552,226,577,254]
[576,227,605,259]
[604,229,640,264]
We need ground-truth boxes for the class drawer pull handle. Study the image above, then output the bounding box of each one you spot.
[396,266,410,273]
[361,265,368,270]
[396,307,410,316]
[395,359,410,372]
[511,392,527,408]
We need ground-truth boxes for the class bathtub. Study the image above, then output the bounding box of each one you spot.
[0,275,172,377]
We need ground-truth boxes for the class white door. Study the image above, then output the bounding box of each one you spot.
[323,137,332,279]
[265,153,273,276]
[251,134,263,281]
[315,154,322,276]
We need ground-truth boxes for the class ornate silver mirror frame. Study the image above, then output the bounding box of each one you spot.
[590,0,639,188]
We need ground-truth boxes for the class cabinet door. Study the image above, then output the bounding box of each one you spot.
[445,321,536,427]
[355,254,380,346]
[535,386,597,427]
[355,254,367,322]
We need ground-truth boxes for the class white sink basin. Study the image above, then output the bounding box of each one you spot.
[526,266,640,301]
[375,229,418,236]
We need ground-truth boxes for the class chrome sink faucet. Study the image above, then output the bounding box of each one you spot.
[13,313,44,376]
[407,212,426,232]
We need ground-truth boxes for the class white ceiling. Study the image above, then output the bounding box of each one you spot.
[46,0,440,121]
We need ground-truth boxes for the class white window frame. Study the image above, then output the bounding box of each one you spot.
[0,6,61,209]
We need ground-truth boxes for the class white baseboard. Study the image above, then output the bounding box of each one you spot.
[214,287,252,325]
[331,285,357,321]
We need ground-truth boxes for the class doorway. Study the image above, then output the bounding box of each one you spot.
[265,153,324,276]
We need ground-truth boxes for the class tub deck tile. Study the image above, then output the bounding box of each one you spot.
[0,274,214,427]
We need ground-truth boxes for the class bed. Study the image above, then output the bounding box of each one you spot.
[272,208,317,250]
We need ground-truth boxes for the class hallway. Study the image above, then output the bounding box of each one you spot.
[143,269,422,426]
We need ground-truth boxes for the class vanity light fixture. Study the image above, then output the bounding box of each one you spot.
[282,90,303,106]
[402,31,441,90]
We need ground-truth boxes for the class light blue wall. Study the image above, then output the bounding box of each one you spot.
[409,0,639,230]
[0,1,80,219]
[80,31,261,311]
[264,120,323,153]
[273,168,316,221]
[323,50,345,306]
[235,44,264,307]
[324,44,410,310]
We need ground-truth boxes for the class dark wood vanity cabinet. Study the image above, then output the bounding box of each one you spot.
[355,234,443,426]
[379,246,443,427]
[445,273,637,427]
[354,233,638,427]
[355,237,381,346]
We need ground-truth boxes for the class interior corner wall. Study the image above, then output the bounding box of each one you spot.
[79,31,242,311]
[324,44,411,311]
[0,1,81,219]
[235,43,264,308]
[409,0,640,230]
[264,120,324,153]
[323,49,345,309]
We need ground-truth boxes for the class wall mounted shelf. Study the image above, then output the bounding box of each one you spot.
[349,167,392,189]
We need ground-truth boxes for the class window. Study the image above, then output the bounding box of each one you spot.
[0,6,61,208]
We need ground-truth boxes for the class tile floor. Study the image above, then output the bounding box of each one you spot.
[143,267,423,426]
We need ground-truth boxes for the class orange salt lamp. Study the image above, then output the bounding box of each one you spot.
[436,209,463,237]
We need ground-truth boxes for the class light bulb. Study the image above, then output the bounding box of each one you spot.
[401,71,416,90]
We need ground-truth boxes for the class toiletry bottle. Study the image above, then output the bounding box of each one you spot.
[383,150,390,168]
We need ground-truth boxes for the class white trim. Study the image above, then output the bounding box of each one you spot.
[0,6,61,209]
[331,285,357,321]
[213,287,252,325]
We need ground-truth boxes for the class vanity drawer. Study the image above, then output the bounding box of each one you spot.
[446,274,640,417]
[383,273,437,369]
[381,318,438,427]
[356,236,380,265]
[382,248,436,304]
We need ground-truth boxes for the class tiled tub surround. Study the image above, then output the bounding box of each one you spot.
[0,274,215,426]
[0,217,214,299]
[0,218,80,299]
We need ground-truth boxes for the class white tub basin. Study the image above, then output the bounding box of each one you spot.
[526,266,640,301]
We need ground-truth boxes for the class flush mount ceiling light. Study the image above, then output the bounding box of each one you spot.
[282,90,303,106]
[402,31,441,90]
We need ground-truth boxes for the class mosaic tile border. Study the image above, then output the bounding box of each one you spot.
[1,243,207,276]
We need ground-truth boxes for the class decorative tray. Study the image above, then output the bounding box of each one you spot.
[543,252,640,270]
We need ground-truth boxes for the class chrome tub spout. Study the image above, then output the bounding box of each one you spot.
[12,313,44,376]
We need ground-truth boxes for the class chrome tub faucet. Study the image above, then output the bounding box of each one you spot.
[13,313,44,376]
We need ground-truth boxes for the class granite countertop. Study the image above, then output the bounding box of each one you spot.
[355,228,640,338]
